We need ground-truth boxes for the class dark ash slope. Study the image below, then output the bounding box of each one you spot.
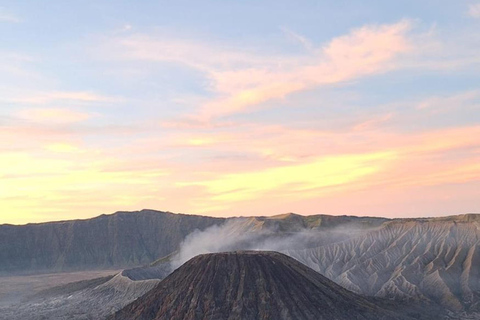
[109,251,415,320]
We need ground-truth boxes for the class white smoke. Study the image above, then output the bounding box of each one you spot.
[169,218,331,271]
[169,220,258,270]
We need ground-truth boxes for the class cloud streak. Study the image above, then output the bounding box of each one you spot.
[2,88,479,223]
[104,20,413,120]
[5,91,122,105]
[0,8,21,23]
[178,152,395,203]
[15,108,94,124]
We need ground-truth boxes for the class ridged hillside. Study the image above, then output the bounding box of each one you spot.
[287,214,480,312]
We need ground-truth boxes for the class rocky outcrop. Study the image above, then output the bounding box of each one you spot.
[109,251,416,320]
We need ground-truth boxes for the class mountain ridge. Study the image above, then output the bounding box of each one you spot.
[2,209,478,275]
[0,209,392,275]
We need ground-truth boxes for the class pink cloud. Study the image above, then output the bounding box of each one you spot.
[103,20,413,121]
[198,21,412,119]
[469,3,480,18]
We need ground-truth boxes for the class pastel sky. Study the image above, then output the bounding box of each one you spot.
[1,1,480,224]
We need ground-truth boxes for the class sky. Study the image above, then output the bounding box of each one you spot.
[1,1,480,224]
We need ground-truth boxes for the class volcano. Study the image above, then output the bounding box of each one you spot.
[109,251,417,320]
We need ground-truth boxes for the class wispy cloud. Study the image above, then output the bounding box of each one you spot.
[105,33,266,70]
[178,151,396,204]
[1,107,479,222]
[281,27,315,52]
[100,20,413,120]
[416,90,480,112]
[6,91,123,105]
[203,21,412,119]
[170,124,480,215]
[15,108,94,124]
[0,7,21,23]
[468,3,480,18]
[0,52,41,81]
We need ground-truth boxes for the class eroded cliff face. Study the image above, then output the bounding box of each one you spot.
[287,215,480,312]
[0,210,224,274]
[109,251,414,320]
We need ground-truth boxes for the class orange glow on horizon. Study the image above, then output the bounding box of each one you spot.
[1,16,479,224]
